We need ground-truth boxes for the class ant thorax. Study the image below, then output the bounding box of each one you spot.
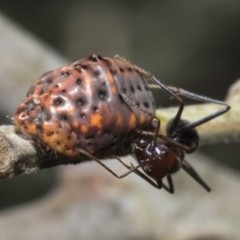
[166,119,200,153]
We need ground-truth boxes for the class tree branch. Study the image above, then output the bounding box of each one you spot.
[0,97,236,180]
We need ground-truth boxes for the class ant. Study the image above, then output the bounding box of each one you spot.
[130,117,210,194]
[113,55,230,193]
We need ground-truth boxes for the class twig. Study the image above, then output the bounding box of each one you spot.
[0,98,236,180]
[0,77,237,180]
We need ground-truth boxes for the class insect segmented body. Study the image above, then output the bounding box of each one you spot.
[14,54,155,159]
[14,54,230,192]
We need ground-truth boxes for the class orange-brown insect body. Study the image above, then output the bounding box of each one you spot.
[14,54,155,159]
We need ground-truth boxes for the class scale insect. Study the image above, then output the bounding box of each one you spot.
[14,54,230,192]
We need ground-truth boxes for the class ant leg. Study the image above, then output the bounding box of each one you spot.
[159,175,174,194]
[172,88,230,132]
[111,155,142,178]
[182,159,211,192]
[119,91,159,145]
[123,162,163,189]
[115,55,230,133]
[122,162,175,193]
[77,149,140,179]
[149,83,230,132]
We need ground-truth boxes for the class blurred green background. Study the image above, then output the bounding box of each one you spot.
[0,0,240,209]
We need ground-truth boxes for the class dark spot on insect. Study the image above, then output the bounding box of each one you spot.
[130,86,135,93]
[110,69,116,76]
[61,115,68,121]
[44,114,50,121]
[40,89,45,95]
[29,107,35,111]
[145,86,149,91]
[102,82,106,86]
[144,102,149,108]
[67,136,71,140]
[128,68,132,72]
[81,114,85,119]
[40,106,45,111]
[137,85,142,91]
[119,68,124,72]
[35,118,40,124]
[98,55,103,61]
[86,135,94,140]
[74,64,82,72]
[64,146,70,150]
[47,79,53,84]
[87,143,93,147]
[76,78,81,85]
[119,94,124,103]
[98,55,103,60]
[76,98,85,106]
[89,54,99,62]
[29,118,34,123]
[61,72,69,76]
[47,131,53,137]
[56,141,60,145]
[93,106,98,112]
[53,97,63,106]
[61,89,66,93]
[94,70,100,76]
[37,125,42,131]
[80,64,88,70]
[99,90,107,100]
[58,125,62,130]
[104,129,110,135]
[55,84,59,88]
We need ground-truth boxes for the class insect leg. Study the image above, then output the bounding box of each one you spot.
[150,84,230,132]
[120,91,176,147]
[77,149,141,179]
[126,163,163,189]
[182,159,211,192]
[159,175,174,194]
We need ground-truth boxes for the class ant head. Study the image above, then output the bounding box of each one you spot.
[132,140,182,181]
[166,119,199,153]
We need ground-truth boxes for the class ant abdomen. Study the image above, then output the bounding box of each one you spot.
[132,139,182,181]
[166,119,199,153]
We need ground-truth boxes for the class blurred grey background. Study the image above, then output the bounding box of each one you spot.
[0,0,239,210]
